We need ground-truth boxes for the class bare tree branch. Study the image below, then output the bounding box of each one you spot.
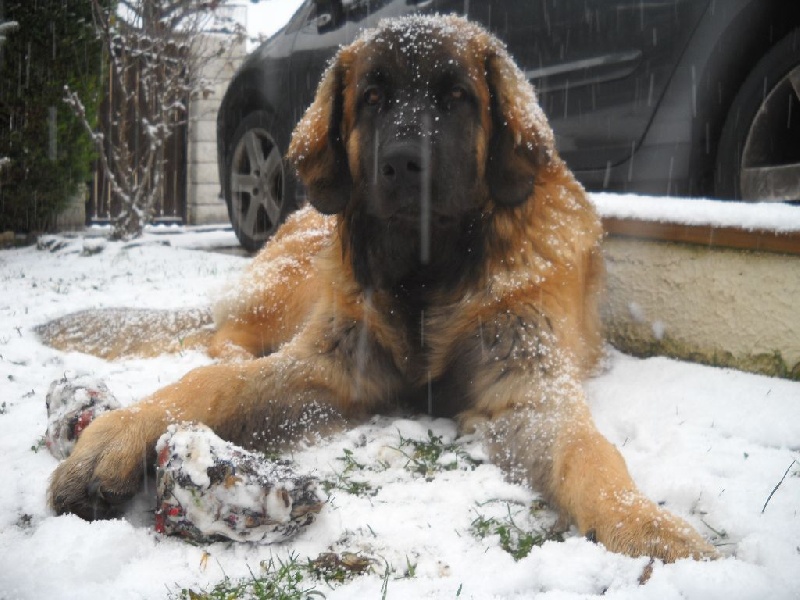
[64,0,245,239]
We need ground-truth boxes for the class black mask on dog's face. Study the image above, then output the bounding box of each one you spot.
[287,16,555,291]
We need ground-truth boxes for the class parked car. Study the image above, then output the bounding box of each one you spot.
[216,0,800,251]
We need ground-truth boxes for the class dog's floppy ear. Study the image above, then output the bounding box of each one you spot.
[484,50,556,207]
[287,57,352,215]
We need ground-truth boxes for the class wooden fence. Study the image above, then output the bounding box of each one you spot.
[87,50,187,224]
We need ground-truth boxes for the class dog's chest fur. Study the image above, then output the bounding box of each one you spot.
[360,289,478,418]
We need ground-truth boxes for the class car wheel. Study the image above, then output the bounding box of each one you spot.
[715,28,800,201]
[226,111,293,252]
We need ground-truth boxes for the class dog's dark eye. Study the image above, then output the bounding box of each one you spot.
[364,86,383,106]
[441,85,469,110]
[449,85,467,101]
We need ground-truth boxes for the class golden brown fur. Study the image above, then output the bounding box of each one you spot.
[46,15,715,563]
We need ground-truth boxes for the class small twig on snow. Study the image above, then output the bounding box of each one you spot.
[761,459,797,514]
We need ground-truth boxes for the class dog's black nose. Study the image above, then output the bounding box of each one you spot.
[379,142,424,192]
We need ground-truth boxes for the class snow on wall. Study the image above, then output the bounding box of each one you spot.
[591,192,800,233]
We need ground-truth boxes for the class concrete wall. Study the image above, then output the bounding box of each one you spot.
[602,237,800,379]
[185,35,247,225]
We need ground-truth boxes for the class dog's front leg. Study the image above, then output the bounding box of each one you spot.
[48,328,386,520]
[480,375,718,562]
[451,311,716,563]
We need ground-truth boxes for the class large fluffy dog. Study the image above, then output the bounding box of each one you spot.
[46,15,715,562]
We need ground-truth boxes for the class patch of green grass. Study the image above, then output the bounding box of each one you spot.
[30,436,46,453]
[402,555,417,579]
[321,448,379,497]
[322,428,481,494]
[470,501,563,561]
[393,429,481,480]
[172,552,379,600]
[171,554,325,600]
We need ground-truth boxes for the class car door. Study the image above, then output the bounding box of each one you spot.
[413,0,710,172]
[483,1,712,172]
[288,0,710,173]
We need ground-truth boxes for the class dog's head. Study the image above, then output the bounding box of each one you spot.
[288,15,557,289]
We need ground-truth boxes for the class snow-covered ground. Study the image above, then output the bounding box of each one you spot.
[0,221,798,599]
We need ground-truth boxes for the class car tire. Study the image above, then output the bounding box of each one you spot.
[715,28,800,202]
[225,111,295,252]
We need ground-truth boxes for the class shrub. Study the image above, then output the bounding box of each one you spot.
[0,1,104,233]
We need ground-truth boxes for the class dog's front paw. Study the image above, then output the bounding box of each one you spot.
[592,495,718,563]
[48,410,152,520]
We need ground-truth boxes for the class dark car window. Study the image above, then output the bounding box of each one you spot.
[239,0,718,184]
[309,0,396,33]
[284,2,316,34]
[450,1,711,172]
[287,0,711,172]
[288,1,415,124]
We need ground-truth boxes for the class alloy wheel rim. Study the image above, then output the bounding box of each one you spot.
[230,128,284,242]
